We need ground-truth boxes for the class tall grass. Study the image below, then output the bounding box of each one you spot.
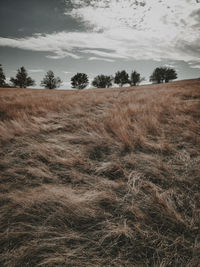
[0,79,200,266]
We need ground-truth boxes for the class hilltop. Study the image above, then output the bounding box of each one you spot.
[0,79,200,266]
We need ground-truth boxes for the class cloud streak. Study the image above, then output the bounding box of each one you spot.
[88,57,115,62]
[28,69,44,73]
[0,0,199,65]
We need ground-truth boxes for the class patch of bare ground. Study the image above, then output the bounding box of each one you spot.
[0,79,200,266]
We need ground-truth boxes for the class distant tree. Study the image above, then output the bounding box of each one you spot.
[71,73,89,89]
[129,70,142,86]
[150,67,165,84]
[150,67,177,84]
[164,67,177,83]
[40,70,62,89]
[10,67,35,88]
[0,64,6,87]
[92,75,113,88]
[114,70,129,87]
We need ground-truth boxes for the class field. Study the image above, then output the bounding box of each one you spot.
[0,79,200,266]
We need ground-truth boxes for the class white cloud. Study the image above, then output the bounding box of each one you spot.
[89,57,115,62]
[46,50,81,59]
[189,64,200,69]
[163,64,175,69]
[28,69,44,73]
[82,49,126,59]
[5,77,10,83]
[0,0,199,64]
[62,71,72,74]
[188,61,200,69]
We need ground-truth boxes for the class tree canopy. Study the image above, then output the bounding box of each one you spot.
[114,70,129,87]
[150,67,177,83]
[129,71,142,86]
[40,70,62,89]
[10,67,35,88]
[164,68,177,83]
[71,73,89,90]
[92,75,113,88]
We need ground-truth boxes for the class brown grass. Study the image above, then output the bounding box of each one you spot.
[0,79,200,266]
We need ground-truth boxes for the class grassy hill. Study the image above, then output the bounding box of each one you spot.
[0,79,199,266]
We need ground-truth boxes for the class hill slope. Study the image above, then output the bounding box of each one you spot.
[0,79,200,266]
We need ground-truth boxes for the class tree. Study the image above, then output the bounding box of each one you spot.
[71,73,89,89]
[10,67,35,88]
[129,70,141,86]
[40,70,62,89]
[114,70,129,87]
[164,67,177,83]
[150,67,165,84]
[0,64,6,87]
[92,75,113,88]
[150,67,177,84]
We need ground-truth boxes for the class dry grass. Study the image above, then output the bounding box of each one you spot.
[0,79,200,266]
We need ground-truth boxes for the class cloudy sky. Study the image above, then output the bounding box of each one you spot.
[0,0,200,88]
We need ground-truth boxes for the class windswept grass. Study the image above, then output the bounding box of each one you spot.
[0,79,200,266]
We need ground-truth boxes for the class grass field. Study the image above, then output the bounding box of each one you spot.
[0,79,200,266]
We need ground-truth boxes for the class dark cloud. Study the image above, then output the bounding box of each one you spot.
[190,8,200,26]
[178,39,200,58]
[0,0,84,38]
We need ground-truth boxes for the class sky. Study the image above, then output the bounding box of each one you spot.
[0,0,200,89]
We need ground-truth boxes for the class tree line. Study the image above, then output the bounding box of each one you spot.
[0,64,177,89]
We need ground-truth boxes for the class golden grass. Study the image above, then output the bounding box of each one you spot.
[0,79,200,266]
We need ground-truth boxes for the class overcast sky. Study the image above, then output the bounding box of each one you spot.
[0,0,200,89]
